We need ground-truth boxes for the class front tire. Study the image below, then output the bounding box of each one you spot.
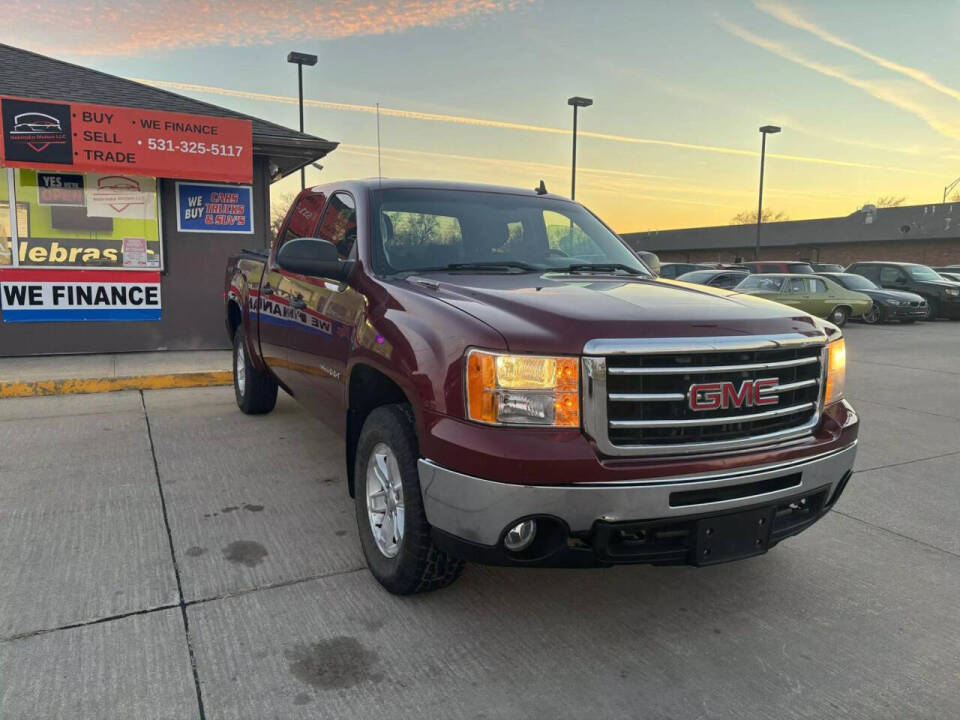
[923,299,940,321]
[355,404,464,594]
[233,325,278,414]
[862,305,882,324]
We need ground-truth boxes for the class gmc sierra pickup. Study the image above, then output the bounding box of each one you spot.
[225,180,858,595]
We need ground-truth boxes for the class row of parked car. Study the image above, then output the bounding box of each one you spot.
[656,260,960,326]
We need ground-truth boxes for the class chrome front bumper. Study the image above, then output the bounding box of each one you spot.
[418,441,857,547]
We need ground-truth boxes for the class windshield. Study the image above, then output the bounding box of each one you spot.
[737,275,785,292]
[837,274,877,291]
[906,265,942,281]
[369,188,650,276]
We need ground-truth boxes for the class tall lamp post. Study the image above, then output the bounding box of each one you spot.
[567,96,593,200]
[754,124,781,260]
[287,51,318,189]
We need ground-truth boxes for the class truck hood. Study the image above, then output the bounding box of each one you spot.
[404,272,830,354]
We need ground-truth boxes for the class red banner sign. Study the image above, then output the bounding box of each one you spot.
[0,95,253,183]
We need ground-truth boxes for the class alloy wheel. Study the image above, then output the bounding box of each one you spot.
[235,341,246,395]
[366,443,405,558]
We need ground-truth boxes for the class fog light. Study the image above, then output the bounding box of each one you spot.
[504,519,537,552]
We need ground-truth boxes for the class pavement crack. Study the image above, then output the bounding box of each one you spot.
[831,509,960,560]
[185,566,369,608]
[854,448,960,474]
[141,390,207,720]
[0,603,181,644]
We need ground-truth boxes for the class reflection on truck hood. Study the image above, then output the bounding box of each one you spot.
[404,273,829,355]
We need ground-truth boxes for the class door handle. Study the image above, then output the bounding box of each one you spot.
[291,298,306,309]
[262,283,274,295]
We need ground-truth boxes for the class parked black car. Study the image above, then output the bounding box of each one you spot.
[675,268,750,289]
[817,272,927,324]
[845,261,960,320]
[659,262,712,279]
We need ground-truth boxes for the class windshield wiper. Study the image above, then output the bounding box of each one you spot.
[562,263,645,275]
[441,261,539,273]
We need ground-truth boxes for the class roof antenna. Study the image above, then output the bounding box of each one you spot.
[535,179,547,195]
[376,102,382,188]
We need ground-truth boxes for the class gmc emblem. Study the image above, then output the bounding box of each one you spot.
[688,378,779,411]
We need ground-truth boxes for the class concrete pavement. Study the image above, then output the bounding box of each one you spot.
[0,322,958,719]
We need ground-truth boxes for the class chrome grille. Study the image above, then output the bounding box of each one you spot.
[582,334,827,457]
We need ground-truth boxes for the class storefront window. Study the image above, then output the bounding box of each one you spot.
[0,170,28,266]
[9,169,161,269]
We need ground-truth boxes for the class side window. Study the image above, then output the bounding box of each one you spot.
[811,279,828,294]
[279,191,327,249]
[317,192,357,259]
[879,266,902,285]
[784,277,806,294]
[543,210,604,258]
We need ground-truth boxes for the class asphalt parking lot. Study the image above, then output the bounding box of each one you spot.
[1,322,958,720]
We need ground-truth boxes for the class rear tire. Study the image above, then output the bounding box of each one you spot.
[355,404,464,594]
[233,325,278,414]
[829,306,849,327]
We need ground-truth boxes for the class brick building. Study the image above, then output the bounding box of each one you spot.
[622,203,960,267]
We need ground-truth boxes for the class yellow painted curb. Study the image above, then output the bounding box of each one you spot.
[0,371,233,398]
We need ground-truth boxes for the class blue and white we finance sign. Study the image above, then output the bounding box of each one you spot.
[175,182,254,234]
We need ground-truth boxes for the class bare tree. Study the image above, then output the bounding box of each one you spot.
[872,196,906,208]
[729,208,789,225]
[270,192,297,240]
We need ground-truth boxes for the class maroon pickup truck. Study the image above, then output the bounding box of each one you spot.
[225,180,858,594]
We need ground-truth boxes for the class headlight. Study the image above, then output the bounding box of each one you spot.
[884,298,903,306]
[945,288,959,297]
[824,338,846,406]
[466,350,579,426]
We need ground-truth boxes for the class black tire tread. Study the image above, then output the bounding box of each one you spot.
[355,404,464,594]
[233,325,278,415]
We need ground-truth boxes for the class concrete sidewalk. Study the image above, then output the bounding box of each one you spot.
[0,350,232,398]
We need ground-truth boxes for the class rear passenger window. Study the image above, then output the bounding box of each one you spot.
[279,191,327,248]
[811,279,827,293]
[317,192,357,259]
[879,267,902,284]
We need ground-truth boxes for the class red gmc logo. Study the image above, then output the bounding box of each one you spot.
[688,378,780,411]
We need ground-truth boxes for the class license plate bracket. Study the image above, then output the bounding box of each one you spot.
[694,506,775,565]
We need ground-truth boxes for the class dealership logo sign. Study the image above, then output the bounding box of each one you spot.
[1,99,73,163]
[688,378,779,411]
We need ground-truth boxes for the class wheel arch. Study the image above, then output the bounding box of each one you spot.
[346,363,415,498]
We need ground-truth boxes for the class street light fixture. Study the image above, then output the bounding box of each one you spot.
[754,124,781,260]
[287,51,318,189]
[567,96,593,201]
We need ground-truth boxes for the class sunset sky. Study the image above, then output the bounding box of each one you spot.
[5,0,960,232]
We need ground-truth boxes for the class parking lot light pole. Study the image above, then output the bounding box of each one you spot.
[287,51,318,190]
[567,96,593,201]
[754,124,781,260]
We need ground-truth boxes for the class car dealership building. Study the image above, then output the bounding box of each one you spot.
[0,43,336,357]
[624,203,960,268]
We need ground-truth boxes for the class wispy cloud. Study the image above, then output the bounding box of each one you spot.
[2,0,528,55]
[131,77,935,174]
[717,17,960,141]
[755,1,960,105]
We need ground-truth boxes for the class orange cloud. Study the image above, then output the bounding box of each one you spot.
[2,0,529,55]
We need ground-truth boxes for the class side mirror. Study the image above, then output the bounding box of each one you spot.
[277,238,353,280]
